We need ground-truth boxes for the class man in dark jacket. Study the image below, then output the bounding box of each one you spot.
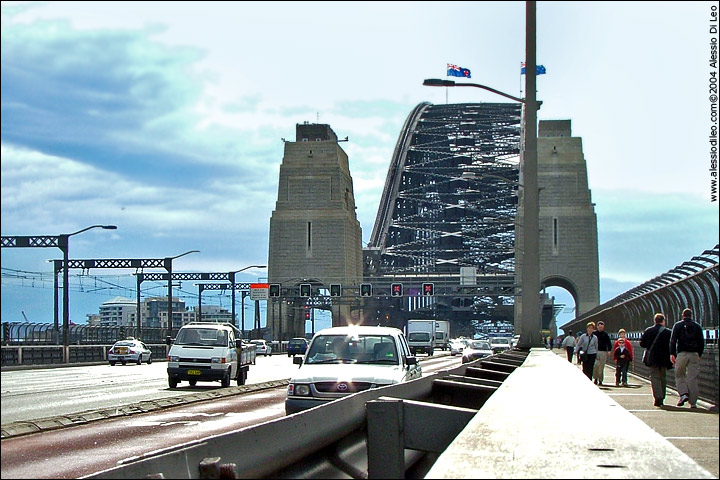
[640,313,673,407]
[670,308,705,408]
[592,321,613,386]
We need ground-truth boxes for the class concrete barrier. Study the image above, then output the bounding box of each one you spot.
[84,352,524,479]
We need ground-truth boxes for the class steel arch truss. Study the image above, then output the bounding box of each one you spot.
[562,245,719,334]
[367,102,522,275]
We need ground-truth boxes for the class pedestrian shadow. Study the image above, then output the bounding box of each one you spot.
[600,384,643,390]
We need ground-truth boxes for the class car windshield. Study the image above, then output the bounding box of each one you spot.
[114,341,135,347]
[175,328,228,347]
[408,332,430,342]
[492,338,510,345]
[289,339,305,345]
[305,334,398,365]
[472,341,491,350]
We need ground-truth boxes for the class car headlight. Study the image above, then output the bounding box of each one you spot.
[211,357,227,364]
[289,384,310,396]
[169,355,179,362]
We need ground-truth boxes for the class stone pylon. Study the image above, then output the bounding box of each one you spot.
[267,123,363,341]
[515,120,600,329]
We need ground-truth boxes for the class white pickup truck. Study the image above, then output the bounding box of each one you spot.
[285,326,421,415]
[167,322,256,388]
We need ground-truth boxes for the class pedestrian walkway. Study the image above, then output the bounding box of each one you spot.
[553,347,719,478]
[427,348,717,479]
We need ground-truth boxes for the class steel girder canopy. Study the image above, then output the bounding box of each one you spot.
[367,102,521,276]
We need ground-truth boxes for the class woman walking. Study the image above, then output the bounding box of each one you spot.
[574,322,599,380]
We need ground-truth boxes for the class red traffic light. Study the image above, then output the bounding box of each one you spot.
[422,282,434,296]
[391,283,403,297]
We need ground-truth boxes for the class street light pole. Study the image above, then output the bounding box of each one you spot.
[519,0,542,348]
[422,0,542,348]
[164,250,199,339]
[229,265,266,332]
[60,225,117,347]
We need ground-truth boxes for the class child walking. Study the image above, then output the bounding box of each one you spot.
[613,337,633,387]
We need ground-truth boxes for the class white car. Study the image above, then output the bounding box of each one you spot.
[489,337,512,354]
[285,326,421,415]
[251,339,272,356]
[510,334,521,349]
[449,339,470,356]
[108,338,152,366]
[462,340,493,364]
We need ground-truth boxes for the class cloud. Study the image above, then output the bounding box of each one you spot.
[0,11,289,190]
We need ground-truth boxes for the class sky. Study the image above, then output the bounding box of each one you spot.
[2,1,718,333]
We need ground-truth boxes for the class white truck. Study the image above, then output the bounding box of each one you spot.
[434,320,451,351]
[407,319,435,356]
[166,322,256,388]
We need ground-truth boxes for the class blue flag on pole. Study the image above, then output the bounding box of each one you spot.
[521,62,546,75]
[447,63,471,78]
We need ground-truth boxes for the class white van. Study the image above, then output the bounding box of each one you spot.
[167,322,255,388]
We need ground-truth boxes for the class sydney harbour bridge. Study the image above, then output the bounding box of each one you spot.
[361,102,522,334]
[267,100,549,340]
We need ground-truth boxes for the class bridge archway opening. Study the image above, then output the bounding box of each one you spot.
[542,276,579,338]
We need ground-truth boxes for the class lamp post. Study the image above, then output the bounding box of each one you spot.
[60,225,117,347]
[229,265,266,333]
[422,1,542,348]
[164,250,199,339]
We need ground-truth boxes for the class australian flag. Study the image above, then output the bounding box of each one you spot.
[521,62,546,75]
[447,63,471,78]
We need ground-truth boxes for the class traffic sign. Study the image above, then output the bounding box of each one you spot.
[250,283,269,300]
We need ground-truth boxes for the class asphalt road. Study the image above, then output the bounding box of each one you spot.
[1,352,461,479]
[1,353,299,425]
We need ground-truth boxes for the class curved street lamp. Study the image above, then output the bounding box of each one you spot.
[423,3,542,348]
[229,265,266,335]
[61,225,117,346]
[164,250,199,338]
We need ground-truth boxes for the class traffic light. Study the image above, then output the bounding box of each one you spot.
[391,283,403,297]
[300,283,311,297]
[269,284,281,297]
[422,282,434,296]
[305,305,311,320]
[360,283,373,297]
[330,284,342,297]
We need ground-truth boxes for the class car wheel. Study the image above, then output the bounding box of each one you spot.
[109,361,116,366]
[221,369,231,388]
[168,377,178,388]
[137,356,142,365]
[189,379,197,387]
[121,361,127,365]
[148,356,153,364]
[288,352,291,357]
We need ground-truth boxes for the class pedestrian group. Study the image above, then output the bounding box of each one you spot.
[562,308,705,408]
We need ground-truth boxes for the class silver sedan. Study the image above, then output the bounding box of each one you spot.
[108,338,153,365]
